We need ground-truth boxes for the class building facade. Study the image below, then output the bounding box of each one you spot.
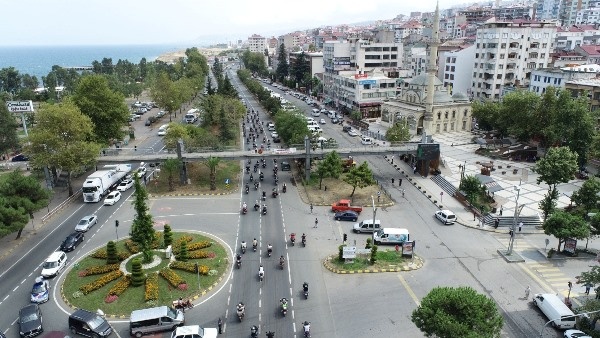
[529,64,600,94]
[536,0,563,21]
[565,78,600,110]
[439,45,476,95]
[247,34,267,53]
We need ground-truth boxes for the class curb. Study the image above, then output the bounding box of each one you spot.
[322,255,424,274]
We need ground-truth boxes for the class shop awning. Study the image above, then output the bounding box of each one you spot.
[475,174,503,193]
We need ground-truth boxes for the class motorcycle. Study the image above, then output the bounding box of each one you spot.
[258,267,264,282]
[267,246,272,257]
[279,257,285,270]
[266,331,275,338]
[254,182,259,190]
[242,207,247,214]
[290,233,296,246]
[272,190,278,198]
[262,163,266,169]
[245,187,249,194]
[236,307,245,322]
[241,242,247,254]
[250,325,258,338]
[174,298,194,311]
[236,256,242,269]
[253,243,257,252]
[254,203,260,211]
[303,322,311,337]
[283,185,287,193]
[262,192,266,201]
[259,173,264,181]
[303,282,309,299]
[262,206,267,215]
[280,298,288,317]
[249,174,254,182]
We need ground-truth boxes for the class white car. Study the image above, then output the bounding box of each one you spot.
[41,251,67,278]
[136,166,147,178]
[564,330,592,338]
[104,191,122,206]
[171,325,217,338]
[117,179,134,192]
[361,136,373,145]
[347,129,359,137]
[319,118,326,124]
[435,210,457,225]
[271,131,279,138]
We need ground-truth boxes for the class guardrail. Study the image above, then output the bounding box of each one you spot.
[41,188,82,224]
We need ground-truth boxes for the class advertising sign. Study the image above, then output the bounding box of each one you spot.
[416,143,440,160]
[333,57,351,71]
[564,238,577,254]
[6,100,34,113]
[354,73,368,79]
[342,246,356,259]
[402,241,414,256]
[358,80,376,85]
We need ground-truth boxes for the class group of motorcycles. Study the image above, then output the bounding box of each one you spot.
[289,233,307,247]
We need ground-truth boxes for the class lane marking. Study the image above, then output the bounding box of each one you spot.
[397,274,420,306]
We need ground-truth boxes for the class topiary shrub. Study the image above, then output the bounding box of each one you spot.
[163,225,173,248]
[106,241,119,265]
[370,245,378,265]
[338,245,345,262]
[131,258,145,287]
[178,241,189,261]
[365,238,372,249]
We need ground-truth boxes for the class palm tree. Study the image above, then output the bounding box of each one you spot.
[161,159,180,191]
[205,156,221,190]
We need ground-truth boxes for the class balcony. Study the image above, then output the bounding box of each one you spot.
[485,63,495,70]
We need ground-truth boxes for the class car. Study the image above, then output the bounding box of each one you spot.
[156,110,166,118]
[41,251,67,278]
[342,125,352,132]
[117,179,134,192]
[12,154,29,162]
[331,117,339,124]
[104,191,121,206]
[75,215,98,232]
[60,232,84,252]
[334,210,359,222]
[30,277,50,304]
[19,304,43,338]
[281,161,291,171]
[271,131,279,138]
[564,330,592,338]
[171,325,217,338]
[136,166,147,178]
[347,129,359,137]
[361,136,373,145]
[319,118,326,124]
[435,210,457,225]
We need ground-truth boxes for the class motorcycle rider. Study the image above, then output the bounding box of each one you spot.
[241,241,247,253]
[242,202,247,212]
[236,254,242,267]
[254,182,259,190]
[254,200,260,211]
[252,238,258,251]
[290,233,296,245]
[262,191,266,200]
[250,325,258,338]
[303,321,310,337]
[258,264,264,280]
[279,255,285,267]
[283,183,287,193]
[303,282,309,295]
[237,302,245,318]
[250,173,254,181]
[280,298,288,314]
[267,243,273,256]
[262,204,267,214]
[301,233,306,245]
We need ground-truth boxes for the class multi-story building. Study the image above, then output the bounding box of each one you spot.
[551,50,588,66]
[471,20,557,100]
[565,78,600,110]
[529,64,600,94]
[536,0,563,21]
[288,51,324,79]
[438,45,476,95]
[555,24,600,50]
[459,7,495,25]
[561,0,593,26]
[247,34,267,53]
[495,4,535,20]
[408,48,427,76]
[574,44,600,62]
[576,7,600,24]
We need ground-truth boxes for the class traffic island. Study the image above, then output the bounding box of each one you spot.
[323,254,424,274]
[496,249,525,263]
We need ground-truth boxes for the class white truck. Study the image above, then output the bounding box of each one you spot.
[82,164,132,202]
[184,108,199,124]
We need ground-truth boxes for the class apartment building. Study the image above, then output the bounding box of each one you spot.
[562,0,592,26]
[536,0,563,21]
[529,64,600,94]
[247,34,267,53]
[565,78,600,110]
[555,24,600,50]
[288,51,324,78]
[576,7,600,24]
[495,4,535,20]
[438,45,476,95]
[574,44,600,62]
[471,20,557,100]
[551,50,588,66]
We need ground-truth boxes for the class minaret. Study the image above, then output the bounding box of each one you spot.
[423,1,440,135]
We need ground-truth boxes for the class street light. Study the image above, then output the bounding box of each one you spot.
[371,195,377,236]
[507,185,521,255]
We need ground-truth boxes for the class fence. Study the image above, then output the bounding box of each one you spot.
[40,189,82,224]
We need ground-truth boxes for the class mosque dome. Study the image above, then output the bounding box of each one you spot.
[451,91,470,102]
[409,74,442,86]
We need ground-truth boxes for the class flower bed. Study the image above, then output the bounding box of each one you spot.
[125,240,140,254]
[79,264,120,277]
[108,275,131,296]
[170,261,210,275]
[159,268,185,287]
[188,241,212,251]
[80,270,123,295]
[145,273,159,301]
[187,250,215,259]
[90,249,130,261]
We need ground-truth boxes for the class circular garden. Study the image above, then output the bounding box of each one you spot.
[62,225,229,316]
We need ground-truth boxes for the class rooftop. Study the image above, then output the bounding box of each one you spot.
[566,78,600,87]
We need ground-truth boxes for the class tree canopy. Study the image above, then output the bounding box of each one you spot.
[129,175,156,262]
[343,161,375,197]
[543,211,589,251]
[0,101,20,156]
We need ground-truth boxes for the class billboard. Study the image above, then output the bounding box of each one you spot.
[358,79,376,85]
[416,143,440,160]
[333,57,351,71]
[6,100,34,113]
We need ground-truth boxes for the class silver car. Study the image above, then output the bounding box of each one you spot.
[75,215,98,232]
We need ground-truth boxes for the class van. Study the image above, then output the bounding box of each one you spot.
[311,109,320,117]
[435,210,456,225]
[41,251,67,278]
[372,228,410,245]
[157,124,169,136]
[532,293,576,329]
[353,219,381,233]
[130,306,185,337]
[267,123,276,131]
[171,325,217,338]
[69,309,113,338]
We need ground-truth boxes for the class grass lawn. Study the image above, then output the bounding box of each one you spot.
[147,161,240,195]
[328,248,410,270]
[62,232,228,316]
[300,173,393,207]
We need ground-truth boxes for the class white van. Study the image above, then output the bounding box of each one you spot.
[361,136,373,145]
[130,306,185,337]
[311,109,321,117]
[267,123,276,131]
[328,111,336,119]
[353,219,381,233]
[372,228,409,245]
[157,124,169,136]
[532,293,576,329]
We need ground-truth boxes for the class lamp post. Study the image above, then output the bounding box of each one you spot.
[371,195,377,233]
[507,185,521,255]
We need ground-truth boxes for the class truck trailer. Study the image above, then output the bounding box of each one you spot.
[82,164,132,202]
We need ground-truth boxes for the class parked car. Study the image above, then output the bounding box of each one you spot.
[319,118,326,124]
[12,154,29,162]
[281,161,291,171]
[435,210,456,225]
[30,277,50,303]
[156,110,166,118]
[117,179,134,192]
[334,210,359,222]
[564,330,592,338]
[342,125,352,133]
[41,251,67,278]
[331,118,339,124]
[271,131,279,138]
[347,129,359,137]
[104,191,121,206]
[19,304,43,338]
[361,136,373,145]
[60,232,84,252]
[171,325,217,338]
[75,215,98,232]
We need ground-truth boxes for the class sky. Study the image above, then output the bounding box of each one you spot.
[0,0,475,46]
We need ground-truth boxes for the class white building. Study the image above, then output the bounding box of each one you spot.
[562,0,593,26]
[408,48,427,76]
[472,20,557,100]
[247,34,267,53]
[576,7,600,24]
[555,24,600,50]
[536,0,563,21]
[529,64,600,94]
[439,45,476,95]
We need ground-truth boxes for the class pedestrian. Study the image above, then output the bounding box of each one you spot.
[494,218,499,229]
[314,218,318,228]
[310,203,313,214]
[585,283,592,295]
[391,158,394,164]
[218,318,223,334]
[473,210,476,221]
[525,285,531,299]
[399,178,403,186]
[377,191,381,202]
[518,221,523,232]
[499,206,503,216]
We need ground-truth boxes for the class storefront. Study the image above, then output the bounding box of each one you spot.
[358,102,381,119]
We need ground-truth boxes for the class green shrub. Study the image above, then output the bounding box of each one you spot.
[370,245,378,264]
[163,225,173,248]
[131,259,145,287]
[338,245,344,262]
[106,241,119,265]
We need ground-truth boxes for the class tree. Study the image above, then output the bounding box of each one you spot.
[0,102,19,157]
[275,44,288,82]
[370,245,378,264]
[0,170,51,238]
[106,241,119,264]
[205,156,221,191]
[350,110,362,122]
[163,224,173,248]
[538,188,558,223]
[411,286,503,338]
[178,240,189,261]
[161,159,180,192]
[129,175,156,263]
[343,161,375,197]
[314,151,342,189]
[386,123,410,142]
[544,211,589,251]
[72,75,130,144]
[130,258,145,287]
[150,72,181,122]
[0,197,29,238]
[25,99,101,196]
[459,175,482,208]
[535,147,578,219]
[571,178,600,215]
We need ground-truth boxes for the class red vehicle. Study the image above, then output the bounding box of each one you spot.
[331,199,362,214]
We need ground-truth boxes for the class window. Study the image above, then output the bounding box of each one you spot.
[464,109,468,117]
[436,124,440,132]
[445,74,449,79]
[500,54,505,59]
[437,112,441,120]
[450,74,454,80]
[452,57,456,63]
[446,65,450,71]
[451,122,455,131]
[452,111,456,118]
[501,43,506,48]
[443,123,447,131]
[451,66,455,71]
[497,74,502,79]
[462,121,467,130]
[445,111,448,119]
[447,57,451,62]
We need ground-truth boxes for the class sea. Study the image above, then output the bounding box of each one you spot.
[0,44,189,80]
